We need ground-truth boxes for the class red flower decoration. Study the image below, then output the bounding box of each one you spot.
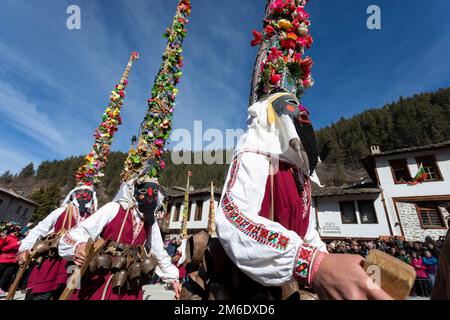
[296,7,310,21]
[270,0,285,15]
[300,249,312,260]
[267,46,283,62]
[251,29,263,47]
[270,73,282,85]
[277,235,289,247]
[280,39,296,50]
[260,229,269,239]
[264,25,275,36]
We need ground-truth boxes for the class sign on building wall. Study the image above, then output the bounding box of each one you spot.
[321,222,342,236]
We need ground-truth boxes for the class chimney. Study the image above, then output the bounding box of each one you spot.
[370,144,381,155]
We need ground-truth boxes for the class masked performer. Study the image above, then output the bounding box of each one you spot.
[15,52,139,301]
[59,178,179,300]
[17,187,96,300]
[214,0,391,300]
[58,0,192,301]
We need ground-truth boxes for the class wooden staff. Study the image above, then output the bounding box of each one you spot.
[6,231,62,300]
[207,181,217,237]
[59,238,106,300]
[180,171,192,240]
[6,251,33,300]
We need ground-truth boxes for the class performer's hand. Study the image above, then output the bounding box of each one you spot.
[74,243,87,266]
[18,250,30,266]
[311,254,393,300]
[173,280,182,300]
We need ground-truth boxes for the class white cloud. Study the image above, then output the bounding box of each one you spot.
[0,81,71,155]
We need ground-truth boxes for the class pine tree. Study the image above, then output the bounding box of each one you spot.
[30,184,62,222]
[19,163,35,178]
[0,170,13,184]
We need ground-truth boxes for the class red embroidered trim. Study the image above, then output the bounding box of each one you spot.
[221,155,290,251]
[309,251,326,286]
[73,206,80,223]
[132,218,144,245]
[301,179,312,219]
[293,244,316,286]
[63,233,77,247]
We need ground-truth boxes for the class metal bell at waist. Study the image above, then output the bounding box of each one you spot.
[96,254,113,271]
[112,270,128,290]
[111,255,127,272]
[141,256,157,276]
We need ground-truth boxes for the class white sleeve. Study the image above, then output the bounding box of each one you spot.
[303,212,327,253]
[150,222,179,283]
[19,207,65,252]
[216,152,321,287]
[58,202,119,260]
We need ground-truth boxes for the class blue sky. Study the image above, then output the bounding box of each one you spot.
[0,0,449,173]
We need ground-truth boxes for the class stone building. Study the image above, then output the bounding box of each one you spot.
[313,141,450,241]
[0,186,38,226]
[362,141,450,241]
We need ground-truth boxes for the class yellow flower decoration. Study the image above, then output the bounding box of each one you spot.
[278,19,291,30]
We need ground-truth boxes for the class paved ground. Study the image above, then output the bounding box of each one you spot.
[143,283,176,300]
[0,283,176,301]
[1,285,429,301]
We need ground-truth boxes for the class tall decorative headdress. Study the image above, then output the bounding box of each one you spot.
[249,0,314,105]
[75,52,139,187]
[121,0,191,183]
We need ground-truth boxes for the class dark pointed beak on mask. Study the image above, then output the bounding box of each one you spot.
[74,190,94,216]
[270,93,319,175]
[134,182,160,226]
[294,112,319,175]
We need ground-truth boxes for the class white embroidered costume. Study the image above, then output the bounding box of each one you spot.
[216,95,327,288]
[58,183,179,283]
[19,186,97,253]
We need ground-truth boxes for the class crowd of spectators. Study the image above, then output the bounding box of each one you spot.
[1,219,448,299]
[0,221,34,296]
[325,235,444,297]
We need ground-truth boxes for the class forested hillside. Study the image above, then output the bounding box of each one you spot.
[0,151,231,221]
[317,87,450,168]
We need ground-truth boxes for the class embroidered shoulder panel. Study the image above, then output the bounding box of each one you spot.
[221,156,290,251]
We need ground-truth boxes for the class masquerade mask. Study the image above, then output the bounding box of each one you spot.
[134,182,159,226]
[74,190,93,215]
[270,93,301,120]
[270,93,319,175]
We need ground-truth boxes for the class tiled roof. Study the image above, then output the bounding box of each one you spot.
[0,185,39,206]
[161,186,222,199]
[312,183,382,197]
[369,140,450,157]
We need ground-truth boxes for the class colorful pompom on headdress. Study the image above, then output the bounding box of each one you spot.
[121,0,191,183]
[249,0,314,105]
[75,52,139,187]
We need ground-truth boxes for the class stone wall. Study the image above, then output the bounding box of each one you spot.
[396,201,449,241]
